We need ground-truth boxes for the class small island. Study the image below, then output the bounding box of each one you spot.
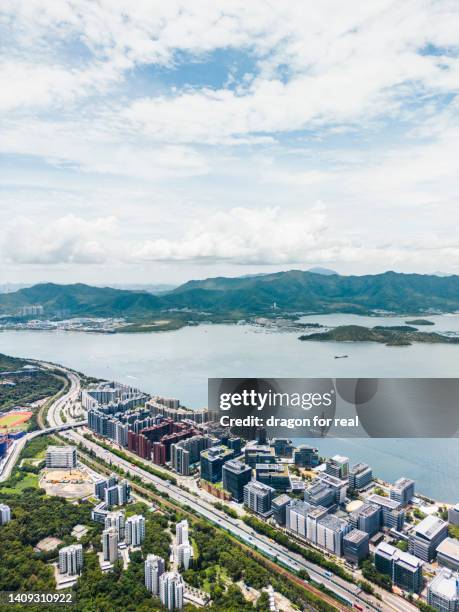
[299,324,459,346]
[405,319,435,325]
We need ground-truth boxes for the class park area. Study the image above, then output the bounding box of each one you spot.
[0,410,33,432]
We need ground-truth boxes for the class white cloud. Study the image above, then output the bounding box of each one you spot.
[1,214,120,264]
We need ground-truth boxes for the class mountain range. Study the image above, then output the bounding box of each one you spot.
[1,270,459,320]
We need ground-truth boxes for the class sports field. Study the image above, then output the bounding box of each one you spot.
[0,410,33,430]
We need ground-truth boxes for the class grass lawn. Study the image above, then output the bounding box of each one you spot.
[0,472,38,495]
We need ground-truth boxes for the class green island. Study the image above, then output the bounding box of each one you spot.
[299,324,459,346]
[405,319,435,325]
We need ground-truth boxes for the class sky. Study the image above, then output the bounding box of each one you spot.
[1,0,459,285]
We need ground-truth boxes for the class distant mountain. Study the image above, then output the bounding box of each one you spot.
[1,271,459,319]
[307,267,337,275]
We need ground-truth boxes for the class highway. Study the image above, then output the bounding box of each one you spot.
[65,428,419,612]
[0,364,85,482]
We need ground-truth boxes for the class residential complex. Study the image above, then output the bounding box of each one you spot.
[159,571,184,611]
[58,544,84,576]
[145,554,165,596]
[0,503,11,525]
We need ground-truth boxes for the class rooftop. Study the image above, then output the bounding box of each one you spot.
[367,493,401,510]
[393,477,415,490]
[428,568,459,600]
[201,445,233,461]
[413,515,448,540]
[272,494,291,507]
[223,459,251,473]
[245,480,275,494]
[436,537,459,561]
[318,514,349,532]
[350,462,371,474]
[344,529,369,544]
[376,542,423,569]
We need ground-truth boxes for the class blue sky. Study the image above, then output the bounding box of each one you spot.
[1,1,459,284]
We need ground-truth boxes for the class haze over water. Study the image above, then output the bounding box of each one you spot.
[1,312,458,502]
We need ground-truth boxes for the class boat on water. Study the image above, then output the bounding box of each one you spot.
[334,354,348,359]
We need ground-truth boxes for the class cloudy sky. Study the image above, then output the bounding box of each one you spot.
[1,0,459,285]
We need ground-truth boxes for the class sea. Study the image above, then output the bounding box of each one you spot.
[1,312,459,502]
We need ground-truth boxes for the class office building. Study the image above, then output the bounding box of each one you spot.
[270,438,294,458]
[244,444,276,468]
[316,514,351,557]
[105,511,126,540]
[102,527,119,564]
[145,554,165,596]
[391,478,415,507]
[437,538,459,572]
[348,463,373,491]
[58,544,83,576]
[255,463,290,491]
[306,505,329,545]
[325,455,349,480]
[427,568,459,612]
[175,542,193,570]
[243,481,275,517]
[159,571,184,611]
[176,519,189,545]
[375,542,423,593]
[304,480,335,509]
[272,494,291,526]
[125,515,145,547]
[350,503,381,537]
[200,445,234,483]
[293,445,319,468]
[409,515,448,562]
[286,500,310,540]
[222,460,252,502]
[0,503,11,525]
[316,472,348,504]
[449,504,459,527]
[45,445,77,469]
[343,529,369,564]
[367,494,405,531]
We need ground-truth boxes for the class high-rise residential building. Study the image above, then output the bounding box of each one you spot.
[159,571,184,611]
[102,527,119,564]
[175,543,193,570]
[0,503,11,525]
[436,538,459,572]
[125,515,145,547]
[272,494,291,526]
[390,478,415,507]
[145,554,165,595]
[222,460,252,502]
[270,438,294,458]
[349,503,381,537]
[375,542,424,593]
[243,481,275,517]
[427,568,459,612]
[409,515,448,562]
[200,445,234,483]
[170,435,213,475]
[255,463,290,491]
[343,529,369,564]
[105,511,126,540]
[367,494,405,531]
[45,445,77,469]
[58,544,84,575]
[448,504,459,527]
[316,514,351,557]
[325,455,349,480]
[293,445,319,468]
[104,480,131,508]
[176,519,189,545]
[348,463,373,491]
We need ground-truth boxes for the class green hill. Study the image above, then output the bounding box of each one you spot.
[1,271,459,320]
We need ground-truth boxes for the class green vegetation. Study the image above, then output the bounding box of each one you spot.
[405,319,435,325]
[413,507,427,520]
[396,540,409,552]
[300,324,459,346]
[213,501,238,518]
[2,271,459,323]
[183,521,337,611]
[449,525,459,539]
[0,488,95,593]
[242,515,354,583]
[0,353,65,414]
[361,559,392,591]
